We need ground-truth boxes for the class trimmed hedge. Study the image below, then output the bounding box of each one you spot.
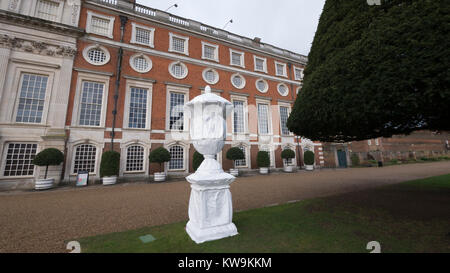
[257,151,270,168]
[281,149,295,164]
[350,154,360,166]
[304,151,315,165]
[226,147,245,168]
[33,148,64,179]
[100,151,120,178]
[193,151,204,171]
[149,147,171,170]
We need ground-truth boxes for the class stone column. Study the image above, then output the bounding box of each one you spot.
[0,47,11,109]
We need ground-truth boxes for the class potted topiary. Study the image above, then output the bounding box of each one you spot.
[257,151,270,174]
[281,149,295,172]
[149,147,171,182]
[100,150,120,185]
[193,151,204,172]
[304,150,315,171]
[32,148,64,190]
[226,147,245,176]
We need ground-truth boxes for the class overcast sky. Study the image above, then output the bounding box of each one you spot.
[136,0,326,56]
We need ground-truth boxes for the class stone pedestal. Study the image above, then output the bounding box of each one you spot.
[185,158,238,243]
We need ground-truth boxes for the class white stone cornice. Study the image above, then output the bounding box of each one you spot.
[0,34,77,57]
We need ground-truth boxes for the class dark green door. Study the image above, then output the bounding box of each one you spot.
[337,150,347,168]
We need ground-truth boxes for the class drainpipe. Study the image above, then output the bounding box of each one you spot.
[288,63,301,167]
[110,15,128,151]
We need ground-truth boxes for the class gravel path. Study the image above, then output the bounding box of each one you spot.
[1,161,449,253]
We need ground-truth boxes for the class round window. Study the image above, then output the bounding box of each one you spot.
[277,83,289,96]
[255,79,268,93]
[83,45,110,66]
[231,74,245,89]
[130,54,152,73]
[202,68,219,84]
[169,62,188,79]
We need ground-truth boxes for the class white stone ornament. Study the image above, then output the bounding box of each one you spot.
[184,86,237,244]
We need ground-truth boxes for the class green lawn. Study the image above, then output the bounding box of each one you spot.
[76,174,450,253]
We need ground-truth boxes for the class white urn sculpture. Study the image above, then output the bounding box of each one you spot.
[184,86,238,244]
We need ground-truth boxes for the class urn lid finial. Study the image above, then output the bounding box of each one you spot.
[205,85,211,94]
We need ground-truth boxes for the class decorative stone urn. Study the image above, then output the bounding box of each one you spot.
[184,86,238,244]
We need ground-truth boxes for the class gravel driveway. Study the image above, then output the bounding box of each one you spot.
[1,161,449,253]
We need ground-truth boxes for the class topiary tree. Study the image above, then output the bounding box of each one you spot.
[226,147,245,169]
[351,154,360,166]
[193,151,204,171]
[100,151,120,177]
[304,151,315,166]
[149,147,171,172]
[287,0,450,142]
[257,151,270,168]
[32,148,64,179]
[281,149,296,165]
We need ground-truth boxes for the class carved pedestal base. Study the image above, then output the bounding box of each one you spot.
[185,158,238,244]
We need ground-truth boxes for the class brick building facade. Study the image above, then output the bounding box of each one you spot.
[323,130,450,168]
[62,0,324,184]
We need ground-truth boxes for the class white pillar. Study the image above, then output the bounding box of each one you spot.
[0,47,11,108]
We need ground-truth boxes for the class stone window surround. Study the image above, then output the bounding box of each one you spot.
[277,82,290,97]
[68,141,102,176]
[169,32,189,56]
[282,144,297,166]
[168,61,188,79]
[130,22,155,48]
[255,78,269,93]
[165,141,190,172]
[129,53,152,73]
[10,65,55,126]
[201,41,219,62]
[229,48,245,68]
[231,142,250,168]
[122,79,153,130]
[121,142,150,175]
[230,95,249,135]
[33,0,65,23]
[255,98,273,136]
[253,55,267,73]
[202,68,219,85]
[86,10,115,39]
[293,65,304,81]
[230,73,246,89]
[259,144,275,168]
[82,44,111,66]
[0,141,39,179]
[165,84,190,132]
[71,72,110,128]
[278,102,293,136]
[274,60,287,77]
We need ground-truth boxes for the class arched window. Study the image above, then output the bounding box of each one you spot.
[73,144,97,173]
[169,145,184,170]
[235,146,247,167]
[126,145,145,172]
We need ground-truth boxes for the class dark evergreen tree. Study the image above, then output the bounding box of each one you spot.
[287,0,450,142]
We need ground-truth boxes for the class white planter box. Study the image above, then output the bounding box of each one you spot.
[284,166,293,173]
[229,168,239,177]
[259,167,269,174]
[305,165,314,171]
[35,178,54,190]
[102,176,117,185]
[154,172,166,182]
